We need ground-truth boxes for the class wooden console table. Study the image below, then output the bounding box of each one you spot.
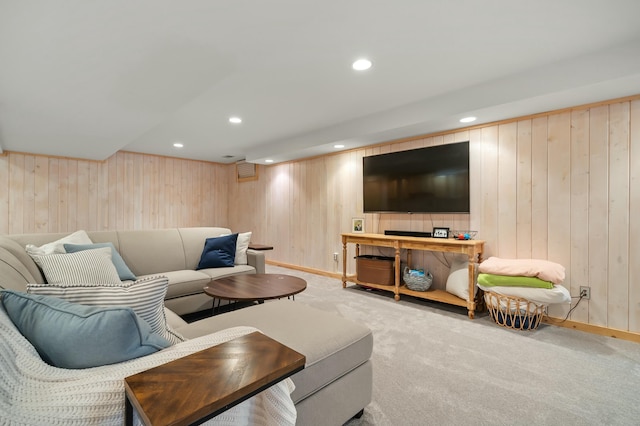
[124,331,305,426]
[341,233,484,319]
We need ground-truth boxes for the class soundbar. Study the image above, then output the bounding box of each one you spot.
[384,230,432,238]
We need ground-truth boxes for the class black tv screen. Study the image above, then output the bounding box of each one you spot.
[363,141,470,213]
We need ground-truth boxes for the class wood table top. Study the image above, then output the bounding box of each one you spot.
[247,243,274,251]
[203,273,307,301]
[124,331,305,426]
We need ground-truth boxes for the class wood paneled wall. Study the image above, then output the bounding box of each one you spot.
[228,97,640,333]
[2,97,639,333]
[0,151,229,234]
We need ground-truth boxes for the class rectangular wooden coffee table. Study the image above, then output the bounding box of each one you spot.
[124,331,305,426]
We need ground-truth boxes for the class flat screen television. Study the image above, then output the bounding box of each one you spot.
[363,141,470,213]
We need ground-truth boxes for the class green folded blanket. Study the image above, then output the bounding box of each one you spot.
[477,273,554,289]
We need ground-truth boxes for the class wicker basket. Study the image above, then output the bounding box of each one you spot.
[403,267,433,291]
[483,290,546,331]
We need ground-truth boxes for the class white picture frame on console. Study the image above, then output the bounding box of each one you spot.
[352,218,365,233]
[432,227,449,239]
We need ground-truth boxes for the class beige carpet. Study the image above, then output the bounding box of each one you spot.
[264,265,640,426]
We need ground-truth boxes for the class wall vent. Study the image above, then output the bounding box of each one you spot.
[236,160,258,182]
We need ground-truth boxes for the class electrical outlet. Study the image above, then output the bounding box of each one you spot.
[580,286,591,300]
[333,252,339,262]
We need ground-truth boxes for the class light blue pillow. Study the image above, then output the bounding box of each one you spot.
[197,233,238,269]
[64,242,137,281]
[0,290,170,369]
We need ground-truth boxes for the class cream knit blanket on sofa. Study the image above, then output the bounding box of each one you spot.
[0,305,296,425]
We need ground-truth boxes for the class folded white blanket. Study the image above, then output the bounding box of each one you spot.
[0,304,297,426]
[478,283,571,306]
[478,256,566,284]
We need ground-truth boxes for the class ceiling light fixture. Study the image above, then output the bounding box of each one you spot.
[334,144,345,149]
[265,159,274,163]
[229,116,242,124]
[173,142,184,148]
[352,59,372,71]
[459,116,477,123]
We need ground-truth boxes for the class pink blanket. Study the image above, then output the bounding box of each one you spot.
[478,257,565,284]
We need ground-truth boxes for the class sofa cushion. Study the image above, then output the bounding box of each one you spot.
[196,264,256,281]
[64,242,137,281]
[25,230,93,256]
[164,307,189,329]
[115,229,187,276]
[234,231,252,265]
[28,275,185,345]
[175,300,373,404]
[1,290,170,369]
[30,247,122,285]
[197,234,238,269]
[142,270,212,300]
[84,230,120,247]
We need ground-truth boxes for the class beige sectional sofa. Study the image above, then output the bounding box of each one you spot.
[0,227,264,315]
[0,227,373,425]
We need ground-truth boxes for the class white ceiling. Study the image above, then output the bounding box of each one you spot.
[2,1,640,164]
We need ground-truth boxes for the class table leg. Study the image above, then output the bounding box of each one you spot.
[394,243,400,301]
[342,239,348,288]
[125,395,134,426]
[212,298,224,315]
[467,254,477,319]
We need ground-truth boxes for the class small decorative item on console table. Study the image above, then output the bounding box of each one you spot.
[352,218,365,233]
[341,232,485,319]
[432,227,449,239]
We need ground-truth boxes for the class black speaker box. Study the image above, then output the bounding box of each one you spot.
[384,230,432,238]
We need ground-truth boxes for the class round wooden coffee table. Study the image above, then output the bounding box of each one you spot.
[204,273,307,313]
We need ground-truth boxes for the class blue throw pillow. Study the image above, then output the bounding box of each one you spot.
[0,290,170,369]
[197,233,238,269]
[64,242,137,281]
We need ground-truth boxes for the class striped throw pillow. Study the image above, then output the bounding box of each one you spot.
[27,275,184,345]
[29,247,122,285]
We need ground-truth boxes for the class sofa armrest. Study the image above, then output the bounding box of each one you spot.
[246,249,265,274]
[0,246,33,291]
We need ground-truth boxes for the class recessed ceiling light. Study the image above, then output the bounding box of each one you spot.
[173,142,184,148]
[352,59,372,71]
[460,116,477,123]
[334,144,345,149]
[265,159,274,163]
[229,116,242,124]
